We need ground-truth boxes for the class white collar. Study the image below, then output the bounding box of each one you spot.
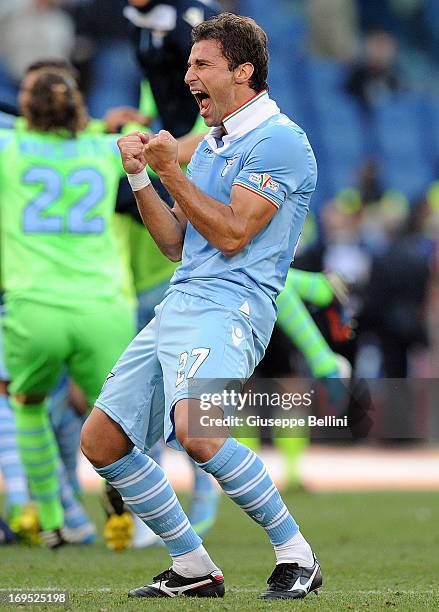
[204,90,280,153]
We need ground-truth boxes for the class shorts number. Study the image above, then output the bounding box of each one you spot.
[176,347,210,386]
[22,167,105,234]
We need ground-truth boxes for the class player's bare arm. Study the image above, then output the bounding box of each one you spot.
[117,131,187,262]
[145,130,277,257]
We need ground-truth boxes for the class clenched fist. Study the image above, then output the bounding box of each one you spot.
[144,130,179,175]
[117,132,151,175]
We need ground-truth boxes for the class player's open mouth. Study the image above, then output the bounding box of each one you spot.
[192,90,211,116]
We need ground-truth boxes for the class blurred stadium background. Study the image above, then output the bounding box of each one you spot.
[1,0,439,492]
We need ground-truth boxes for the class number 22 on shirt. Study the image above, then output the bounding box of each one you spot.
[22,166,106,234]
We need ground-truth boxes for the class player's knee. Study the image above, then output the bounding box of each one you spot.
[80,407,133,468]
[80,409,112,467]
[183,438,211,463]
[174,414,189,446]
[174,415,205,459]
[178,435,205,460]
[80,415,101,466]
[178,433,225,464]
[174,399,227,462]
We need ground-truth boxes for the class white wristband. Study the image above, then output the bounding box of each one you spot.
[127,169,151,191]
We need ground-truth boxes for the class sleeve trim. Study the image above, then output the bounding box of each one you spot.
[233,180,280,209]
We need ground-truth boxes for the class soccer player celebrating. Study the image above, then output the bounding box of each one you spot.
[0,66,135,547]
[81,13,321,599]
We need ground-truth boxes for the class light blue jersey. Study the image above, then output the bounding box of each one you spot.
[169,90,317,347]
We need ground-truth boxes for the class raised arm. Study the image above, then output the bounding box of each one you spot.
[117,132,187,262]
[144,130,277,257]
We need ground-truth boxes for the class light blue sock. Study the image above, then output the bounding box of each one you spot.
[0,394,29,511]
[58,462,95,542]
[95,446,202,556]
[198,438,298,545]
[48,373,83,496]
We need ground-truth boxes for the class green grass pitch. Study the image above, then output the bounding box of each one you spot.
[0,490,438,610]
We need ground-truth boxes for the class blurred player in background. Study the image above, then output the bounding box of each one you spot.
[124,0,221,136]
[0,59,147,545]
[0,66,135,547]
[0,350,36,541]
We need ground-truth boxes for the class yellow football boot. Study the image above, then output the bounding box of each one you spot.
[9,503,41,545]
[104,511,135,551]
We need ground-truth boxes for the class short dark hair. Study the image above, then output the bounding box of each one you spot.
[25,69,87,136]
[191,13,269,93]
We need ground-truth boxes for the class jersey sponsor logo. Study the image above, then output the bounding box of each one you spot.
[248,172,279,193]
[221,155,239,177]
[232,326,245,347]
